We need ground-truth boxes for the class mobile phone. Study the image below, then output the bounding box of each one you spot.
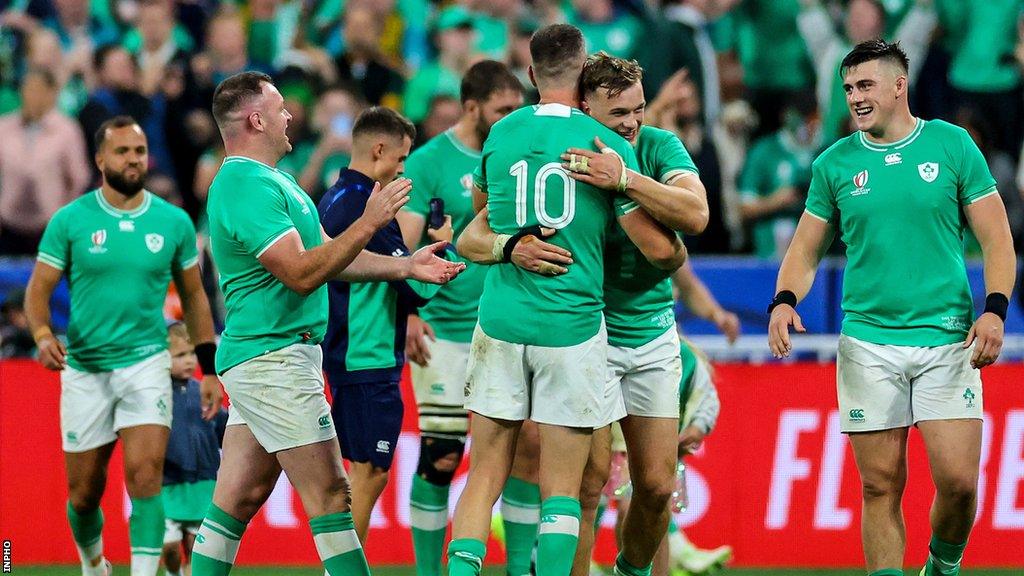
[428,197,445,230]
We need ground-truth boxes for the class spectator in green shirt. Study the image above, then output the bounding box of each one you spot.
[939,0,1024,156]
[566,0,643,58]
[403,6,477,123]
[727,0,814,139]
[739,91,821,259]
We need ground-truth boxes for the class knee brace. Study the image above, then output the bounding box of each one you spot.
[416,434,466,486]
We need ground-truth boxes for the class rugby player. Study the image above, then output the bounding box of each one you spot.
[190,72,461,576]
[769,40,1015,576]
[458,52,712,576]
[26,116,222,576]
[395,60,524,576]
[446,25,686,576]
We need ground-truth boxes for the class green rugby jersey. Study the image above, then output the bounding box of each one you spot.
[403,129,484,343]
[37,190,198,372]
[805,119,997,346]
[604,126,699,348]
[207,156,328,373]
[474,103,639,347]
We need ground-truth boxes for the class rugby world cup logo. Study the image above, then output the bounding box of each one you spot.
[89,229,108,253]
[853,170,868,188]
[851,170,870,196]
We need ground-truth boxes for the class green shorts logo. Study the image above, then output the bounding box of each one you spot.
[66,431,78,444]
[430,383,445,395]
[156,398,168,417]
[849,409,865,422]
[195,533,205,544]
[318,415,331,428]
[963,388,976,408]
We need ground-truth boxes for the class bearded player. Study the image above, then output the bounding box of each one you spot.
[26,116,222,576]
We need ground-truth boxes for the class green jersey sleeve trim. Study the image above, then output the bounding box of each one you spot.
[661,169,697,185]
[616,199,641,216]
[966,187,998,204]
[179,255,200,270]
[255,227,297,258]
[36,253,65,270]
[804,207,831,223]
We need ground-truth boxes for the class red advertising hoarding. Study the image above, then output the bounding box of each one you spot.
[2,360,1022,568]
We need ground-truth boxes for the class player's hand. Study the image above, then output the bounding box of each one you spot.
[406,314,436,367]
[511,228,574,276]
[561,137,626,191]
[712,308,741,344]
[678,424,706,456]
[199,375,223,421]
[964,312,1004,368]
[362,177,412,230]
[409,242,466,284]
[768,304,805,358]
[36,333,67,371]
[426,215,454,244]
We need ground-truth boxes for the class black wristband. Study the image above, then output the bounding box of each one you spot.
[502,225,546,263]
[984,293,1009,321]
[767,290,798,315]
[195,342,217,375]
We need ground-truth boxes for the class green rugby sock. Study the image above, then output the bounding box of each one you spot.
[868,570,904,576]
[448,538,487,576]
[410,476,450,576]
[310,512,370,576]
[129,495,164,576]
[925,536,967,576]
[67,502,105,573]
[535,496,581,576]
[191,504,247,576]
[614,553,652,576]
[501,477,540,576]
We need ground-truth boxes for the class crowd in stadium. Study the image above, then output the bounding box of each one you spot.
[2,0,1024,264]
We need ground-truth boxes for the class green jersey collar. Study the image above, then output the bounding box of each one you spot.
[223,155,279,172]
[534,103,576,117]
[444,129,481,158]
[95,189,152,218]
[858,117,924,152]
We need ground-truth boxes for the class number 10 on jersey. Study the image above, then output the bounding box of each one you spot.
[510,160,577,228]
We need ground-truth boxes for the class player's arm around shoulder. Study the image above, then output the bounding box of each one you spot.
[455,207,574,276]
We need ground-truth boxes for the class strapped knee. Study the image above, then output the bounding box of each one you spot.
[416,434,466,486]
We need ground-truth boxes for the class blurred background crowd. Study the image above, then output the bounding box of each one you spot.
[2,0,1024,354]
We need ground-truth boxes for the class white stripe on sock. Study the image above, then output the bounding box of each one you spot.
[410,506,449,531]
[501,501,540,524]
[193,523,242,564]
[313,529,362,560]
[537,514,580,537]
[204,518,241,539]
[130,552,161,576]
